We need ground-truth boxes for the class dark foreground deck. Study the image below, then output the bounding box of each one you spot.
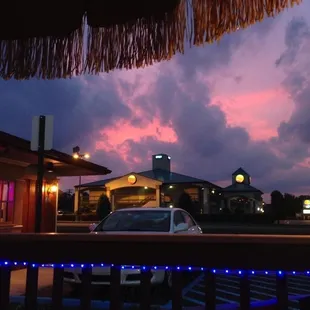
[1,233,310,310]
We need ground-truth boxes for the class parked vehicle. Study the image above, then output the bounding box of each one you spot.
[64,208,202,288]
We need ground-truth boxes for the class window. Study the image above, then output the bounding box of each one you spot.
[174,211,185,226]
[0,181,14,222]
[94,210,171,232]
[181,211,195,228]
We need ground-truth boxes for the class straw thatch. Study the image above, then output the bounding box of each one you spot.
[0,0,302,80]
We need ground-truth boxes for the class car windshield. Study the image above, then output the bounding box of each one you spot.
[94,210,171,232]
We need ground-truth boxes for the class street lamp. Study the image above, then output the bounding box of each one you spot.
[72,146,90,215]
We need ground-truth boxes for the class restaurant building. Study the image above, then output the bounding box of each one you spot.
[75,154,221,214]
[0,131,111,233]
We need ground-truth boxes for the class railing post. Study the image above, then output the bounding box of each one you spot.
[110,265,121,310]
[240,271,250,310]
[52,266,64,310]
[276,272,288,310]
[172,270,183,310]
[0,265,11,310]
[25,265,39,310]
[140,267,152,310]
[204,270,216,310]
[80,266,92,310]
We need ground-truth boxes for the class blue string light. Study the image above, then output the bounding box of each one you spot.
[0,261,307,275]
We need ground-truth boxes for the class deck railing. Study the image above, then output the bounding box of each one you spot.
[1,233,310,310]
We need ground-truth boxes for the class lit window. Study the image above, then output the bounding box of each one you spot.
[0,181,15,222]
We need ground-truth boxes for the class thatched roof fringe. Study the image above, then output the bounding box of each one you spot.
[0,0,302,80]
[0,26,84,80]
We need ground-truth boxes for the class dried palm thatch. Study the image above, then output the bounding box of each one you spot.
[0,0,302,80]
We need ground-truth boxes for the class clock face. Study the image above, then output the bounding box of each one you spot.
[127,175,137,185]
[235,174,244,183]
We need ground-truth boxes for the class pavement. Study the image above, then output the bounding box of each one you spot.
[10,268,53,296]
[177,272,310,310]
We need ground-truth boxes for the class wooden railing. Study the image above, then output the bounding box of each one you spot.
[1,233,310,310]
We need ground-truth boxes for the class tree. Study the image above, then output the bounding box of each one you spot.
[271,190,284,222]
[96,194,111,221]
[283,193,297,217]
[177,192,193,215]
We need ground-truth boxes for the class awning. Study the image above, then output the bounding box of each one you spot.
[0,0,301,80]
[0,131,111,177]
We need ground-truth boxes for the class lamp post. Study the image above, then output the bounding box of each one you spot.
[72,146,90,216]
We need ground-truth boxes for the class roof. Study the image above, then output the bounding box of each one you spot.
[222,183,263,194]
[232,167,249,176]
[77,177,118,188]
[0,131,111,177]
[139,169,220,188]
[1,1,298,80]
[79,169,221,189]
[114,208,173,212]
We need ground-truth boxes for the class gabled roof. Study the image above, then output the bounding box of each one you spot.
[222,183,263,194]
[232,167,249,176]
[77,177,118,188]
[78,169,221,189]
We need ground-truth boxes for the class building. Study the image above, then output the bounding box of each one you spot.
[75,154,221,214]
[0,131,111,233]
[220,168,264,213]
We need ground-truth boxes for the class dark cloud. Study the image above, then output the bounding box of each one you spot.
[276,17,310,145]
[0,76,131,152]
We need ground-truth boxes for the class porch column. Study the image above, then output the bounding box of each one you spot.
[227,198,231,210]
[220,200,225,211]
[203,188,210,214]
[105,187,113,210]
[106,187,111,199]
[156,185,161,207]
[74,188,79,213]
[251,200,255,213]
[111,194,115,211]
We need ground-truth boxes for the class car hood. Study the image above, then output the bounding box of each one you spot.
[91,231,171,235]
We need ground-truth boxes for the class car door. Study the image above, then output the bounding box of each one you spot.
[181,211,202,234]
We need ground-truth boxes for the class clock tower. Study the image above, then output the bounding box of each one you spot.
[232,167,251,185]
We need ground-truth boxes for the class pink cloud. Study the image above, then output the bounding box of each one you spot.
[211,88,293,140]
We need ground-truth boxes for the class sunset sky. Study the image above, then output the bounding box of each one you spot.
[1,2,310,202]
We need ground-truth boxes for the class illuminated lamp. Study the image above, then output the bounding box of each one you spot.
[46,162,54,173]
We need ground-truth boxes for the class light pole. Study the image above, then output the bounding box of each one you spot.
[72,146,90,216]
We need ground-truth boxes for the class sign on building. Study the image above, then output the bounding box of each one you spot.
[31,115,54,151]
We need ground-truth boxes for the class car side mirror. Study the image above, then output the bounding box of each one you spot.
[175,223,189,233]
[89,223,97,232]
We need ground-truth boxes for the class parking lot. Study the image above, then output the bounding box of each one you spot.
[178,272,310,310]
[10,268,310,309]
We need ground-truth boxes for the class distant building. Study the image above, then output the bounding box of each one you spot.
[75,154,221,214]
[220,168,264,214]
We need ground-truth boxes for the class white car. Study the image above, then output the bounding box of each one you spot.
[64,208,202,289]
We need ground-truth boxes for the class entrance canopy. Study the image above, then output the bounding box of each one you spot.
[0,0,301,80]
[0,131,111,177]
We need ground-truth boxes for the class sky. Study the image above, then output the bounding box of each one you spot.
[1,2,310,202]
